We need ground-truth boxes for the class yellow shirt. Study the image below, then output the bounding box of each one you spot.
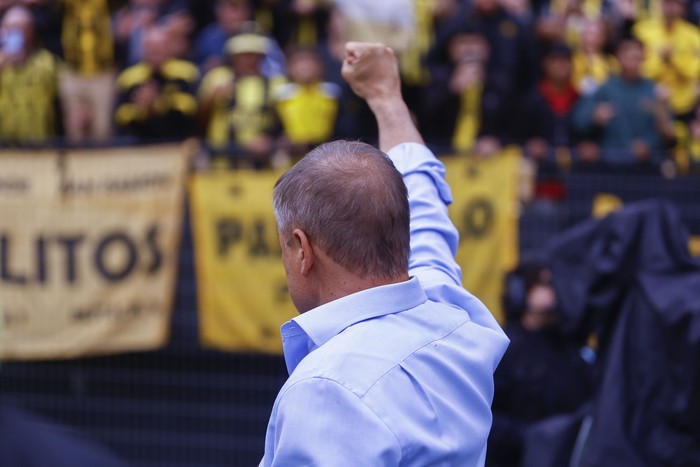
[400,0,436,86]
[452,83,483,152]
[61,0,114,74]
[633,18,700,115]
[0,49,59,143]
[274,82,340,145]
[571,51,613,95]
[199,67,286,147]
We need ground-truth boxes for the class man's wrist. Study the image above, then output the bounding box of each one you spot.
[366,96,408,120]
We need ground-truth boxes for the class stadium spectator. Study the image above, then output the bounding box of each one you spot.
[519,42,580,161]
[194,0,250,72]
[0,4,60,145]
[114,26,199,142]
[193,0,286,77]
[613,0,663,26]
[632,0,700,121]
[58,0,117,144]
[487,261,596,467]
[422,25,514,155]
[534,0,614,49]
[571,38,675,166]
[257,0,331,50]
[434,0,538,143]
[113,0,194,68]
[399,0,462,135]
[273,46,340,161]
[571,17,613,96]
[197,32,285,168]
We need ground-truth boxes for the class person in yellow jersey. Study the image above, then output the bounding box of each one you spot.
[633,0,700,120]
[273,47,340,161]
[198,31,286,168]
[0,5,60,145]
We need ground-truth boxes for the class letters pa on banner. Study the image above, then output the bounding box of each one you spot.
[189,169,297,354]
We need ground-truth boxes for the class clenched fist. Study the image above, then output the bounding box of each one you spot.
[341,42,402,104]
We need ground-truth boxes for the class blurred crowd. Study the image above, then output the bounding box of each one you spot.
[1,2,695,465]
[1,0,700,173]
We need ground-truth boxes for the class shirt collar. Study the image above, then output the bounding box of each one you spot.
[281,277,427,373]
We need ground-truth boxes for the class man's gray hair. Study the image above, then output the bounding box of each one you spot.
[273,140,410,279]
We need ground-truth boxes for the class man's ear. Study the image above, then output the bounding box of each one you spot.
[293,228,315,277]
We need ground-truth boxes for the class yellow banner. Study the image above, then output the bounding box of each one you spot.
[0,144,189,359]
[443,148,522,323]
[189,169,297,354]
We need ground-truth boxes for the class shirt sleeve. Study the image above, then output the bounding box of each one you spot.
[387,143,462,290]
[388,143,507,335]
[260,378,401,466]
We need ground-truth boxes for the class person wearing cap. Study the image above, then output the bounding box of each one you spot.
[197,31,286,168]
[193,1,286,76]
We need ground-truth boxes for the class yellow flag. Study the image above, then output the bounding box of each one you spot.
[189,169,297,354]
[443,148,522,323]
[0,144,189,359]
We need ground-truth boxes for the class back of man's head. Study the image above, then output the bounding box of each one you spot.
[273,140,410,280]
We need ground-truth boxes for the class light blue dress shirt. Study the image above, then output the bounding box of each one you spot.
[260,143,510,466]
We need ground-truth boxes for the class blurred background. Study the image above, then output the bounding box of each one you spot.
[1,0,700,466]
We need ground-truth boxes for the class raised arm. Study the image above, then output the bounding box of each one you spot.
[341,42,423,152]
[341,42,463,291]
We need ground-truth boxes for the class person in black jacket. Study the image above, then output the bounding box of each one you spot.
[548,200,700,467]
[422,23,518,155]
[487,260,596,467]
[518,42,580,161]
[114,26,199,143]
